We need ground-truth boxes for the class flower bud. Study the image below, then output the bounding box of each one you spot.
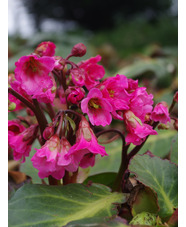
[22,124,38,142]
[26,108,35,116]
[8,101,16,111]
[43,126,54,140]
[66,86,85,104]
[71,43,87,57]
[34,41,56,57]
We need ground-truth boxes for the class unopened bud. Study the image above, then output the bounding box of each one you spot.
[26,108,34,116]
[71,43,87,57]
[34,41,56,57]
[8,101,16,111]
[23,125,38,142]
[43,126,54,140]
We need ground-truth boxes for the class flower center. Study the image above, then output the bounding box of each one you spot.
[108,89,115,98]
[25,57,40,74]
[88,98,101,109]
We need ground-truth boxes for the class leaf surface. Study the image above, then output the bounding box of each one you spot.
[9,183,127,227]
[129,154,178,219]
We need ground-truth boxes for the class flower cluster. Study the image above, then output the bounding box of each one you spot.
[8,41,171,180]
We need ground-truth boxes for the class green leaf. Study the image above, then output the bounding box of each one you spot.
[83,172,117,188]
[170,134,178,164]
[67,216,129,227]
[90,130,177,175]
[129,154,178,219]
[8,183,127,227]
[131,186,159,216]
[129,212,157,226]
[137,129,177,158]
[116,58,176,80]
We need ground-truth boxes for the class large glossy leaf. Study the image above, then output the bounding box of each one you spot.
[90,130,177,175]
[83,172,117,188]
[8,183,127,227]
[137,130,178,158]
[116,58,176,80]
[129,154,178,219]
[170,134,178,164]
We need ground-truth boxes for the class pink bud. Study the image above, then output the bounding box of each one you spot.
[26,108,35,116]
[71,43,87,57]
[66,86,85,104]
[34,41,56,57]
[43,126,54,140]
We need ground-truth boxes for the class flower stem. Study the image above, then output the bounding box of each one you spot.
[169,100,176,113]
[96,129,129,192]
[46,103,56,120]
[32,99,48,144]
[48,176,61,185]
[112,144,130,192]
[56,113,64,137]
[8,88,35,113]
[64,109,83,119]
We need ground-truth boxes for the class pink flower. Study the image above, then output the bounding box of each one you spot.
[124,110,157,145]
[81,88,113,126]
[151,102,171,124]
[31,136,79,179]
[66,86,85,104]
[31,73,57,103]
[9,122,38,162]
[78,55,105,89]
[127,78,138,93]
[71,68,86,86]
[14,55,55,98]
[129,87,154,122]
[31,135,64,179]
[57,137,79,172]
[66,117,107,168]
[34,41,56,57]
[8,120,25,141]
[98,74,130,120]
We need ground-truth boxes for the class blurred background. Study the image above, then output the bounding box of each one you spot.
[8,0,178,183]
[8,0,178,100]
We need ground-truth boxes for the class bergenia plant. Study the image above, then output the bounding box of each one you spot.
[8,42,178,227]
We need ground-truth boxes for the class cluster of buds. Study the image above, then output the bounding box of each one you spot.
[8,41,174,181]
